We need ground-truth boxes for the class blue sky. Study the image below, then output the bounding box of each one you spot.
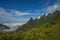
[0,0,60,27]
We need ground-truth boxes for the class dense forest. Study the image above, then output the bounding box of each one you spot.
[0,10,60,40]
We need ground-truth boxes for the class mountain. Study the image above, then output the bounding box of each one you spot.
[0,24,10,30]
[16,10,60,40]
[19,10,60,31]
[19,17,39,31]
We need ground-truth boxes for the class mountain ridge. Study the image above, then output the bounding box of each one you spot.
[19,10,60,31]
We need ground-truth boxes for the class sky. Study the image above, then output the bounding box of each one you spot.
[0,0,60,27]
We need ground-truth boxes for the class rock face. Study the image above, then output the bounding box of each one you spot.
[0,24,10,30]
[40,13,46,20]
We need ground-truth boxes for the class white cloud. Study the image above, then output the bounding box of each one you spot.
[45,3,60,13]
[11,10,30,16]
[0,7,29,26]
[0,7,12,17]
[0,7,16,23]
[4,23,25,28]
[40,3,60,14]
[35,3,60,19]
[2,23,25,32]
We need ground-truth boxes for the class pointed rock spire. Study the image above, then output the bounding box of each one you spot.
[40,13,46,20]
[47,13,51,17]
[29,17,33,21]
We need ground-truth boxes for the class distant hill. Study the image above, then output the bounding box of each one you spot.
[0,24,10,30]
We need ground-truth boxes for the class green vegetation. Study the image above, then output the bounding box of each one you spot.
[0,10,60,40]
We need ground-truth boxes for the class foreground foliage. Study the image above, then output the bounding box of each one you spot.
[0,23,60,40]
